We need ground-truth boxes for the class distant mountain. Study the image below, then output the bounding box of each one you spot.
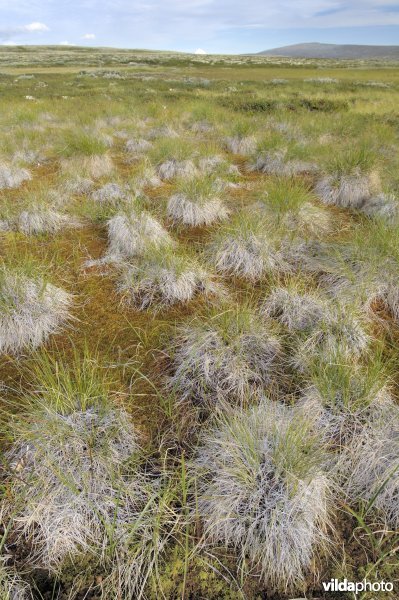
[257,42,399,60]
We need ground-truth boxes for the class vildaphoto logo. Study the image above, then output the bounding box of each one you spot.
[322,578,394,594]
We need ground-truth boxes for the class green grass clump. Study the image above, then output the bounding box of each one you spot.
[59,130,109,157]
[22,347,114,414]
[325,145,377,176]
[148,137,194,165]
[258,177,314,216]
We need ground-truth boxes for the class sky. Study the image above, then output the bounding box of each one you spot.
[0,0,399,54]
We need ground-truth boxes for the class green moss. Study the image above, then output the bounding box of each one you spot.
[147,545,242,599]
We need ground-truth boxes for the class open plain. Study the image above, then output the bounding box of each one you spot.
[0,45,398,599]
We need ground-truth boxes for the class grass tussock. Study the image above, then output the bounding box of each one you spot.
[169,304,282,407]
[61,154,114,180]
[59,130,109,158]
[299,354,394,445]
[0,267,72,354]
[91,181,130,205]
[4,352,178,598]
[125,138,153,154]
[343,413,399,528]
[255,178,333,236]
[106,208,174,260]
[194,401,331,592]
[149,139,197,181]
[292,305,370,371]
[251,149,317,176]
[118,246,224,311]
[0,163,31,189]
[316,148,381,209]
[167,175,229,227]
[157,159,197,181]
[209,213,290,280]
[262,284,328,331]
[316,171,380,209]
[224,135,256,155]
[16,207,78,235]
[63,176,94,195]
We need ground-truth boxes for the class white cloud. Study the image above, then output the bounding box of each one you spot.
[194,48,206,54]
[0,21,50,41]
[2,40,17,45]
[0,1,398,51]
[84,0,399,32]
[23,22,49,32]
[59,40,72,45]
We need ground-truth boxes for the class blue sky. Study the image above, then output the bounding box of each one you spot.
[0,0,398,53]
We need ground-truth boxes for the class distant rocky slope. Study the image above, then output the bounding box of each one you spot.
[258,42,399,60]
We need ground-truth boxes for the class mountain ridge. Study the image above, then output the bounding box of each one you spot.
[257,42,399,59]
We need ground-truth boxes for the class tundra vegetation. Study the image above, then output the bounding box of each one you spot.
[0,45,398,599]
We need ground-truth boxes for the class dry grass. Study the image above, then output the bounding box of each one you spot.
[209,213,290,281]
[118,247,224,311]
[194,401,331,591]
[168,304,282,407]
[106,208,174,260]
[0,268,72,354]
[0,163,31,189]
